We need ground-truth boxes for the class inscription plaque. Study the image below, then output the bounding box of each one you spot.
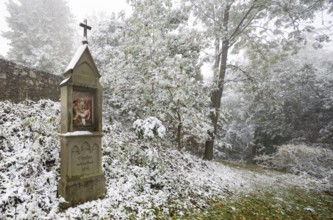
[71,142,99,177]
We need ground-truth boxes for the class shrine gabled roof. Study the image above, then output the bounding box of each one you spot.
[63,44,100,78]
[65,44,87,73]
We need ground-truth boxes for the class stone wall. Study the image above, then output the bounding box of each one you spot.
[0,59,63,103]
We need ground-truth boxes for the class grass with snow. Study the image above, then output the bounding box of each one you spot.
[187,187,333,219]
[0,100,332,219]
[184,166,333,219]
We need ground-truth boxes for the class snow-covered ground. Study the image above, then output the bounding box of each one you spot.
[0,100,331,219]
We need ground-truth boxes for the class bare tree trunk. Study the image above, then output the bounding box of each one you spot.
[204,4,231,160]
[177,122,182,150]
[167,87,183,150]
[204,138,214,160]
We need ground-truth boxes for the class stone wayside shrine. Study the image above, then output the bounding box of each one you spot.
[58,20,106,206]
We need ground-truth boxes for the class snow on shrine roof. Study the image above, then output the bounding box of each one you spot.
[60,131,93,136]
[64,44,88,73]
[60,77,70,86]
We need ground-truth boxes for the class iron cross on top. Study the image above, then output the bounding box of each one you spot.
[80,19,92,44]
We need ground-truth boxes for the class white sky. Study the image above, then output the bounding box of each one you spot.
[0,0,131,57]
[1,0,332,60]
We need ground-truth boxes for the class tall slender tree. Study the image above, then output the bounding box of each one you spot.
[187,0,330,160]
[3,0,75,74]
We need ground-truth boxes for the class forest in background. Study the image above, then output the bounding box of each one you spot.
[2,0,333,164]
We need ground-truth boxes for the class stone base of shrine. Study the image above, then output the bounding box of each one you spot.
[58,174,106,207]
[57,132,106,208]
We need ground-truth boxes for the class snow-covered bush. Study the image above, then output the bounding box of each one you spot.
[1,100,331,219]
[0,100,60,219]
[255,144,333,180]
[133,117,166,140]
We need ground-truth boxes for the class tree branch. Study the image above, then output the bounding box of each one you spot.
[229,7,264,47]
[227,64,256,83]
[229,0,258,42]
[190,0,222,28]
[243,32,268,61]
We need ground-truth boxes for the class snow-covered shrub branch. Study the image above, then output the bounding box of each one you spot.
[255,144,333,181]
[0,100,60,219]
[133,117,166,140]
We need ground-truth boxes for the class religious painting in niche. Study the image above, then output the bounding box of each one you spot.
[72,91,94,129]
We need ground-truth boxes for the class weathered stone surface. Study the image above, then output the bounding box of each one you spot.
[0,59,63,102]
[30,70,37,78]
[58,174,105,207]
[0,73,6,79]
[20,71,28,76]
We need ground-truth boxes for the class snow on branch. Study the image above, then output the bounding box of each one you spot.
[133,117,166,139]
